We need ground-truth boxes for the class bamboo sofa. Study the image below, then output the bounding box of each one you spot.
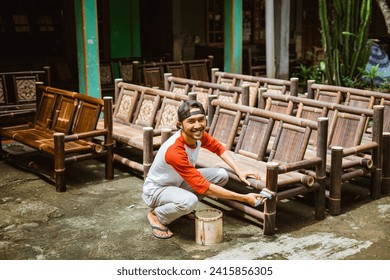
[195,99,328,235]
[306,81,390,196]
[164,74,250,121]
[211,70,300,107]
[127,55,214,88]
[0,84,114,192]
[96,81,194,176]
[0,66,51,124]
[260,91,386,215]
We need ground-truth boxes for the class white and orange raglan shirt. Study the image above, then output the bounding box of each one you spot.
[143,130,225,197]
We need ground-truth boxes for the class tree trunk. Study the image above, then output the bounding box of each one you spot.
[376,0,390,35]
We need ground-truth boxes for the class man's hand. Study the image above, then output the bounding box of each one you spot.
[245,192,267,207]
[236,170,261,186]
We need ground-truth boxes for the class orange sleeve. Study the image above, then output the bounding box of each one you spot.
[201,131,226,156]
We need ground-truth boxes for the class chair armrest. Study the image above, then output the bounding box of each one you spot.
[64,129,109,142]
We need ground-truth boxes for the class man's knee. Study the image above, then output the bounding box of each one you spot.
[215,168,229,186]
[178,193,198,213]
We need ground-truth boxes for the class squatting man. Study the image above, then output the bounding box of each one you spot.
[142,100,268,239]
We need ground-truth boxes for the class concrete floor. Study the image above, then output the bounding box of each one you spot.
[0,143,389,260]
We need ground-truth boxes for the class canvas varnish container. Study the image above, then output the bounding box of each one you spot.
[195,208,223,245]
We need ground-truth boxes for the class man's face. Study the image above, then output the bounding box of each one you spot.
[179,108,207,144]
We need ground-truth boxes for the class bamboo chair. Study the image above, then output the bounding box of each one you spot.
[197,100,327,235]
[262,91,385,213]
[0,85,113,192]
[105,82,191,176]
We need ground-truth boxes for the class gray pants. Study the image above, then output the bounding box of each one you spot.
[144,168,229,225]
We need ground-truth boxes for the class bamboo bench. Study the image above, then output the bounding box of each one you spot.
[121,56,214,88]
[261,91,387,214]
[196,99,328,235]
[164,74,250,122]
[97,81,194,177]
[0,84,114,192]
[0,66,51,125]
[211,70,300,107]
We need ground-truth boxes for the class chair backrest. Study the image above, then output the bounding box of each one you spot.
[143,66,164,88]
[132,92,161,127]
[189,63,209,81]
[100,60,115,90]
[0,75,6,105]
[208,106,242,150]
[166,63,187,78]
[34,90,57,128]
[13,73,40,103]
[72,94,103,134]
[191,86,213,113]
[269,122,312,163]
[234,113,273,161]
[154,97,183,130]
[314,90,342,103]
[113,87,140,125]
[328,110,368,148]
[50,93,78,134]
[168,82,190,95]
[118,60,135,83]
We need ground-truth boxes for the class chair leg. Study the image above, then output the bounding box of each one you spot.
[54,133,66,192]
[329,146,343,215]
[263,162,278,236]
[381,132,390,195]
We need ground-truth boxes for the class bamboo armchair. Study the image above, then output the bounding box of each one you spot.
[164,75,250,114]
[97,82,193,177]
[196,99,328,235]
[212,70,300,107]
[261,92,386,214]
[0,85,114,192]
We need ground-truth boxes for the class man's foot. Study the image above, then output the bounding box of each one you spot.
[147,210,173,239]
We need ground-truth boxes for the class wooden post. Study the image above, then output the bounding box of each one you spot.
[382,132,390,195]
[161,128,172,144]
[241,84,250,107]
[132,61,140,84]
[211,68,219,83]
[290,77,299,97]
[143,127,154,177]
[263,162,279,235]
[164,73,172,91]
[54,132,66,192]
[258,87,267,109]
[315,117,328,220]
[330,146,343,215]
[104,97,114,180]
[43,66,51,86]
[307,80,315,99]
[207,95,218,127]
[114,78,123,102]
[371,105,384,199]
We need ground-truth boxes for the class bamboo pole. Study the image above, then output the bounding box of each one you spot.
[104,97,114,180]
[371,105,384,199]
[143,127,154,177]
[315,117,328,219]
[330,146,343,215]
[54,132,66,192]
[382,132,390,195]
[263,162,279,236]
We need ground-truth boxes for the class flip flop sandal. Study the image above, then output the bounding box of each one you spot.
[151,225,173,239]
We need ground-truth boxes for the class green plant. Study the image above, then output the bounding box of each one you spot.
[292,62,326,86]
[359,64,380,90]
[319,0,373,86]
